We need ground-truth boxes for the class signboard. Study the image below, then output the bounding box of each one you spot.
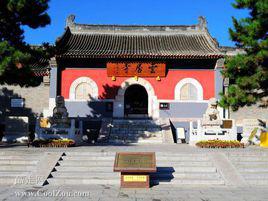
[11,99,24,108]
[114,152,156,172]
[159,102,170,110]
[107,62,166,77]
[114,152,156,188]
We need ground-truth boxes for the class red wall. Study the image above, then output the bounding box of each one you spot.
[61,69,215,100]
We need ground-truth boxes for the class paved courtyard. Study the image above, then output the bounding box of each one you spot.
[0,144,268,201]
[1,184,268,201]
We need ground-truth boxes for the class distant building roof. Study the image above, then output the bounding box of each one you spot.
[29,45,52,76]
[219,46,245,56]
[55,15,224,59]
[31,57,49,76]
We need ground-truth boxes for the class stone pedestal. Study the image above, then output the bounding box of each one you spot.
[189,98,237,145]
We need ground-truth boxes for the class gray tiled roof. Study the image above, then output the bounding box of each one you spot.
[31,57,49,76]
[56,15,223,59]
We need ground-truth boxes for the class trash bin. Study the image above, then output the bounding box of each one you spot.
[260,132,268,147]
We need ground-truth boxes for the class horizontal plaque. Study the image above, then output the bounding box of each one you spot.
[107,62,166,77]
[114,152,156,172]
[123,175,147,182]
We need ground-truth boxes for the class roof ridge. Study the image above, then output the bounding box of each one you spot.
[66,15,207,33]
[70,31,204,36]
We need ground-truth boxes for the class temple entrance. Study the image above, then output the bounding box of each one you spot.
[124,84,148,117]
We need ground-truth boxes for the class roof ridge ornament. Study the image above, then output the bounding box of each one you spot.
[66,15,75,27]
[198,16,207,30]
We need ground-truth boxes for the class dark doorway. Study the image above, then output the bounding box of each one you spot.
[124,84,148,116]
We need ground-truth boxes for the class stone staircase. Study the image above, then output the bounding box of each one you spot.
[226,152,268,186]
[47,152,225,186]
[0,151,41,186]
[2,150,268,187]
[108,119,164,144]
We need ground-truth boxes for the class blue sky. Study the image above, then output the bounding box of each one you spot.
[23,0,248,47]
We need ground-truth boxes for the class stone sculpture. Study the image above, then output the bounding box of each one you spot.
[201,98,223,127]
[35,95,82,145]
[49,96,70,128]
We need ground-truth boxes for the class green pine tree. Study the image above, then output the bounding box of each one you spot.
[220,0,268,111]
[0,0,52,86]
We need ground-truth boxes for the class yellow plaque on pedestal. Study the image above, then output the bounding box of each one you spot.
[123,175,147,182]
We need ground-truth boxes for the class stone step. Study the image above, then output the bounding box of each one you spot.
[108,136,163,141]
[157,166,217,173]
[0,171,31,177]
[233,161,268,166]
[64,152,208,157]
[0,156,40,160]
[51,172,119,179]
[110,132,162,136]
[229,157,268,162]
[110,130,161,133]
[235,163,268,168]
[112,120,160,124]
[111,125,161,128]
[243,173,268,180]
[0,165,36,171]
[157,161,214,166]
[133,140,163,144]
[153,172,222,179]
[0,152,41,156]
[109,133,162,137]
[109,136,162,140]
[62,156,210,161]
[59,160,213,167]
[111,120,158,123]
[64,152,116,156]
[0,159,38,165]
[0,177,19,185]
[109,140,163,144]
[111,126,152,130]
[51,171,221,180]
[152,179,225,186]
[55,166,113,172]
[227,153,268,157]
[62,156,115,161]
[55,166,216,173]
[111,126,161,128]
[109,138,163,142]
[47,178,224,186]
[238,167,268,173]
[47,178,120,185]
[112,125,158,128]
[247,180,268,186]
[0,174,42,186]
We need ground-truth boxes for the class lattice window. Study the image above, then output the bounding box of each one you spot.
[180,83,198,100]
